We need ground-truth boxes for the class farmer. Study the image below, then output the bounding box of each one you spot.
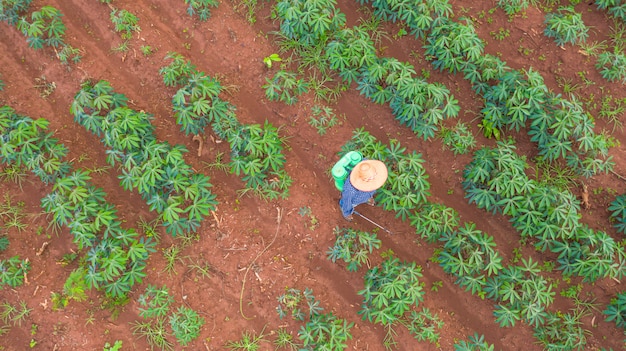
[339,159,388,221]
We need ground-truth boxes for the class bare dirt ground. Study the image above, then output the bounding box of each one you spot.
[0,0,625,350]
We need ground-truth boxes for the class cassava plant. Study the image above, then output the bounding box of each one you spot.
[608,194,626,234]
[544,6,589,46]
[358,257,425,347]
[184,0,219,21]
[276,287,353,351]
[110,8,140,40]
[327,226,381,271]
[604,291,626,330]
[17,5,66,49]
[263,69,309,105]
[0,0,32,24]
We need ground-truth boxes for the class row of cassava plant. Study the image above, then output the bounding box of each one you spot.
[356,0,614,178]
[273,0,461,141]
[462,139,626,283]
[42,169,156,298]
[0,3,81,65]
[159,52,293,200]
[0,105,154,298]
[70,80,218,236]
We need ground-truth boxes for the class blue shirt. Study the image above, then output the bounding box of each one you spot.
[339,175,376,217]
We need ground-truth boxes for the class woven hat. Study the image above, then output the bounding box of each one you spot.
[350,160,388,192]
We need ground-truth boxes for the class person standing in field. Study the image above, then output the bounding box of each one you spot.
[339,159,388,221]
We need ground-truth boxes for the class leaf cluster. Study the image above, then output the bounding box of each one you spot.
[453,333,495,351]
[16,5,66,49]
[110,8,140,40]
[138,284,173,319]
[308,104,339,135]
[0,0,33,25]
[327,226,381,271]
[596,48,626,84]
[409,202,460,242]
[595,0,626,22]
[263,69,309,105]
[404,308,444,344]
[185,0,218,21]
[274,0,346,47]
[604,291,626,329]
[608,194,626,234]
[439,121,476,155]
[276,287,353,351]
[533,311,589,350]
[544,6,589,46]
[358,257,425,327]
[169,306,205,346]
[0,256,30,288]
[0,105,71,184]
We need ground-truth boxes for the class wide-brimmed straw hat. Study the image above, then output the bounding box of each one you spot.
[350,160,388,192]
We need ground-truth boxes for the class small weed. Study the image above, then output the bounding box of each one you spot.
[140,45,154,56]
[224,326,268,350]
[308,105,340,135]
[274,327,298,350]
[490,27,510,40]
[263,53,282,69]
[162,245,183,276]
[431,280,443,292]
[0,164,28,189]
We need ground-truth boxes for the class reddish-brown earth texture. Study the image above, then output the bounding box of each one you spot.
[0,0,625,350]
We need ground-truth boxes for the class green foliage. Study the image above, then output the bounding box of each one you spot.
[131,318,174,351]
[533,311,589,350]
[110,8,140,40]
[17,5,66,49]
[225,327,268,350]
[103,340,123,351]
[71,80,218,236]
[325,26,377,84]
[409,202,460,242]
[63,269,88,302]
[361,0,453,39]
[0,256,30,288]
[358,257,424,326]
[438,223,503,296]
[596,48,626,84]
[358,57,460,140]
[544,6,589,46]
[453,333,495,351]
[0,105,71,184]
[169,306,204,346]
[463,140,626,283]
[138,285,173,319]
[161,54,293,201]
[498,0,529,15]
[276,287,352,351]
[596,0,626,23]
[439,122,476,155]
[404,308,444,344]
[185,0,218,21]
[0,0,32,25]
[604,291,626,329]
[0,300,31,326]
[263,70,309,105]
[308,104,339,135]
[0,236,8,252]
[341,129,431,221]
[424,17,485,74]
[327,226,381,271]
[609,194,626,233]
[160,52,197,87]
[274,0,346,47]
[41,170,156,297]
